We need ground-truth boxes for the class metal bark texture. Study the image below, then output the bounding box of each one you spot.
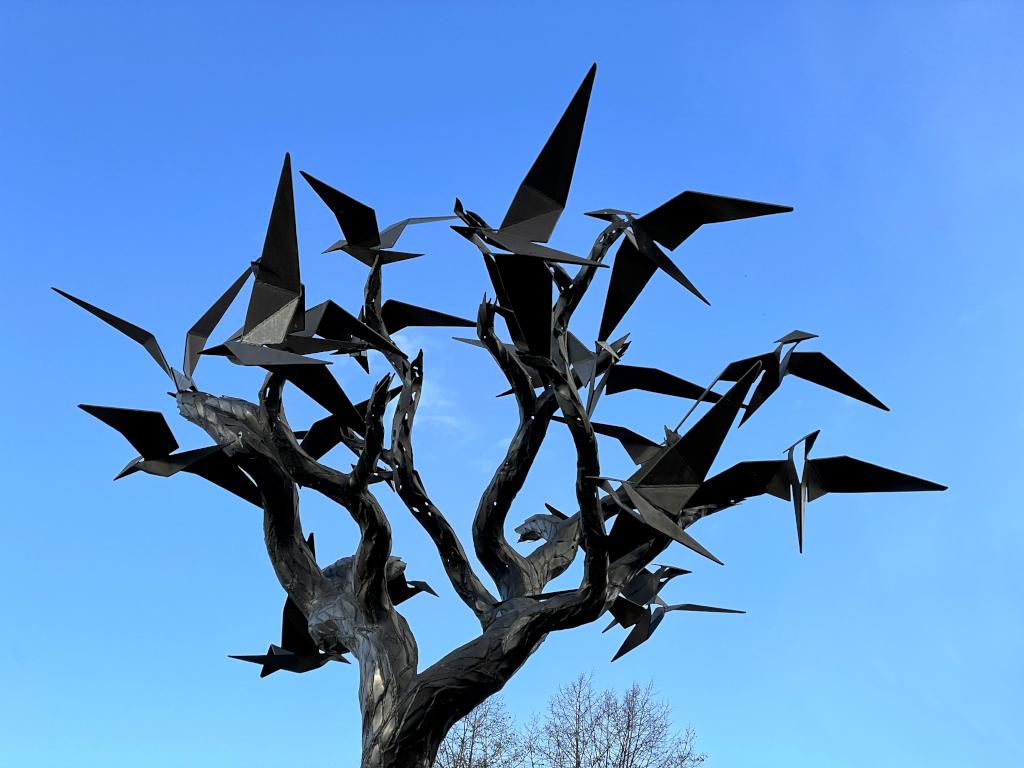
[56,64,946,767]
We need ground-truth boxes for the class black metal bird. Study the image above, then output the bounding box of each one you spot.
[588,192,792,340]
[52,263,251,392]
[598,361,763,565]
[450,65,603,356]
[611,600,744,661]
[687,430,947,552]
[231,534,350,677]
[300,170,454,266]
[387,577,439,606]
[719,331,888,425]
[603,564,692,632]
[78,404,261,506]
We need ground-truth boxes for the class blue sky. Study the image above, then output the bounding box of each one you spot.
[2,2,1022,766]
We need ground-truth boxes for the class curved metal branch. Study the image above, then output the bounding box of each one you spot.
[260,372,395,621]
[473,300,559,598]
[359,260,500,622]
[554,220,625,332]
[540,378,609,630]
[392,351,499,620]
[176,388,327,615]
[347,376,397,621]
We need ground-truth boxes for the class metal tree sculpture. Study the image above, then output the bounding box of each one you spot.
[55,65,944,768]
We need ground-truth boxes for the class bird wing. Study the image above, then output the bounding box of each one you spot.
[785,352,888,410]
[272,365,366,435]
[310,301,405,358]
[377,216,456,249]
[300,171,380,249]
[300,415,350,460]
[492,253,553,356]
[184,267,253,378]
[202,340,328,367]
[636,362,760,486]
[180,449,263,507]
[379,299,474,335]
[611,606,654,661]
[79,405,178,459]
[664,603,745,615]
[805,456,947,501]
[552,414,660,465]
[608,596,649,630]
[482,229,601,267]
[130,446,262,507]
[686,460,790,509]
[53,288,175,383]
[620,484,721,565]
[605,364,723,402]
[719,353,774,381]
[630,226,709,304]
[243,155,303,345]
[280,595,320,655]
[500,64,596,243]
[598,234,658,341]
[636,190,792,251]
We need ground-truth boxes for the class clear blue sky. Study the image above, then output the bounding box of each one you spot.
[2,2,1021,766]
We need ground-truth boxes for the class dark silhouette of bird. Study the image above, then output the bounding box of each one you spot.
[78,404,261,506]
[449,65,603,356]
[300,170,454,266]
[231,534,350,677]
[603,564,692,632]
[611,600,744,661]
[451,64,598,258]
[597,361,763,565]
[687,430,947,552]
[387,576,438,605]
[717,330,888,425]
[588,192,792,341]
[53,271,248,391]
[53,153,373,425]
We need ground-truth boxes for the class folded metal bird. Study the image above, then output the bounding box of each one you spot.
[589,192,792,340]
[687,429,946,552]
[231,534,350,677]
[719,330,888,425]
[301,171,453,266]
[450,65,604,356]
[598,362,761,564]
[612,600,744,661]
[79,404,261,506]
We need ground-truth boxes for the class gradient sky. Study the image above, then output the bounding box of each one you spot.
[2,2,1022,766]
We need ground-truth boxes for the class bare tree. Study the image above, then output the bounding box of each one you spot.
[522,674,705,768]
[435,696,525,768]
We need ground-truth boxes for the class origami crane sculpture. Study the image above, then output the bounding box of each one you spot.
[55,64,944,768]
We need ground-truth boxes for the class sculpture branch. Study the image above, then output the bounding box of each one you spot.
[260,372,394,621]
[346,376,397,621]
[473,299,559,598]
[554,221,625,331]
[176,388,328,615]
[392,350,500,621]
[360,260,500,622]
